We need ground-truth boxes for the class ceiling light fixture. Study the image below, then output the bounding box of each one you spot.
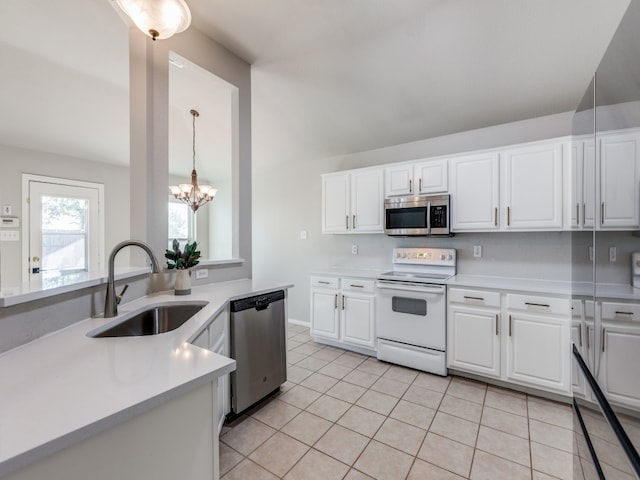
[114,0,191,41]
[169,109,217,212]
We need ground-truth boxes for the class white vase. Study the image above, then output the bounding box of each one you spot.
[174,269,191,295]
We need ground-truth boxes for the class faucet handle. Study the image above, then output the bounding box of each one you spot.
[116,284,129,305]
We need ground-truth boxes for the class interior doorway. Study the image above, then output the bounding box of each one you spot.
[22,174,104,283]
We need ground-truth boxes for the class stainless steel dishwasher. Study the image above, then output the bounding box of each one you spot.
[229,290,287,415]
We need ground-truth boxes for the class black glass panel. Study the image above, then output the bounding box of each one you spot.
[391,296,427,316]
[386,207,428,229]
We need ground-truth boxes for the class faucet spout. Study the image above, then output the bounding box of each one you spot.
[104,240,161,318]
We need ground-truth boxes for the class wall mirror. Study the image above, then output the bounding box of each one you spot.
[0,0,129,291]
[168,51,237,261]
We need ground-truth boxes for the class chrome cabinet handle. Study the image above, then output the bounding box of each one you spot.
[509,315,512,336]
[507,206,511,226]
[578,323,583,347]
[342,295,345,310]
[583,203,586,225]
[464,295,485,302]
[602,327,606,352]
[601,202,605,225]
[350,284,364,288]
[334,294,338,309]
[495,314,499,335]
[525,302,550,308]
[576,203,580,225]
[318,280,331,285]
[587,325,591,350]
[419,178,422,192]
[346,215,349,229]
[615,311,634,316]
[409,179,413,193]
[494,207,498,227]
[353,215,356,229]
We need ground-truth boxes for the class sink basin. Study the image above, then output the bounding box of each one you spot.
[88,302,207,338]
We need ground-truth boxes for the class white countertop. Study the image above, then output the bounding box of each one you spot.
[446,274,574,296]
[0,278,292,476]
[311,267,385,279]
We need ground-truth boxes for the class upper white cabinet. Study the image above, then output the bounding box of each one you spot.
[568,139,596,229]
[450,152,500,231]
[451,139,565,232]
[322,169,384,234]
[384,158,448,196]
[502,141,564,230]
[599,132,640,229]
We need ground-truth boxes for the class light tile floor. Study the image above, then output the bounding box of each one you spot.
[220,324,576,480]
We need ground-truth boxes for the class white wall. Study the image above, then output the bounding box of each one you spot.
[252,111,577,324]
[0,144,130,285]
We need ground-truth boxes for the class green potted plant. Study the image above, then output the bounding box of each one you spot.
[165,239,201,295]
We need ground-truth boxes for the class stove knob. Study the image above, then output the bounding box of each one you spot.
[440,254,446,260]
[448,254,453,260]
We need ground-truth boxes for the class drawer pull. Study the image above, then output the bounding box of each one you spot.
[525,302,550,308]
[350,284,364,288]
[587,325,591,350]
[494,207,498,227]
[576,203,580,225]
[318,281,331,285]
[602,328,606,352]
[601,202,605,225]
[342,295,345,310]
[578,323,583,348]
[615,311,634,316]
[353,215,356,229]
[495,314,499,335]
[464,295,485,302]
[507,206,511,226]
[346,215,349,229]
[509,315,512,336]
[334,294,338,309]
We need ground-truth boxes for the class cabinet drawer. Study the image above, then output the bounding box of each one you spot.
[571,299,584,319]
[448,288,500,308]
[341,278,375,293]
[507,294,570,316]
[311,276,339,289]
[601,302,640,322]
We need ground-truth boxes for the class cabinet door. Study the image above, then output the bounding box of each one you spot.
[310,289,340,339]
[351,169,384,233]
[415,159,448,194]
[212,334,228,433]
[571,322,586,397]
[502,142,563,230]
[450,152,500,231]
[322,173,350,233]
[600,133,640,229]
[568,142,582,228]
[384,164,414,196]
[599,325,640,410]
[583,141,596,228]
[506,313,570,393]
[447,305,500,378]
[341,293,375,348]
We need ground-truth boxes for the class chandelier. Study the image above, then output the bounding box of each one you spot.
[114,0,191,41]
[169,109,217,212]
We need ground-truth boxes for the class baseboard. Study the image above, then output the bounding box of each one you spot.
[288,318,309,327]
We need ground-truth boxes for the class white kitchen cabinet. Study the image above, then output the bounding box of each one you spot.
[310,278,340,340]
[569,139,596,229]
[384,159,448,197]
[447,287,571,396]
[450,152,500,231]
[447,288,501,378]
[599,324,640,410]
[505,294,571,394]
[322,169,383,234]
[501,141,564,230]
[571,298,586,397]
[310,275,375,352]
[599,131,640,229]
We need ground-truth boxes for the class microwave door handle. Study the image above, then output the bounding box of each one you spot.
[426,200,431,235]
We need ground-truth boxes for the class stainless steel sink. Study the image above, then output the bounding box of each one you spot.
[88,302,207,338]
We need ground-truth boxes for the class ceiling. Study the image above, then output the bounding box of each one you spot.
[0,0,632,171]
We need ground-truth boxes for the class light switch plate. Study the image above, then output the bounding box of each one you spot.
[473,245,482,258]
[195,269,208,279]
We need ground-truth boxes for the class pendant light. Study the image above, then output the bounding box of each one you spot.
[169,109,217,212]
[115,0,191,40]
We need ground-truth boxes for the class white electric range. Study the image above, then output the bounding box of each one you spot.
[376,247,456,376]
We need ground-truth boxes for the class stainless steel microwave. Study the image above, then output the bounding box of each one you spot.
[384,194,450,236]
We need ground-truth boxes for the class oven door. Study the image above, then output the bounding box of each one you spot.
[375,280,446,350]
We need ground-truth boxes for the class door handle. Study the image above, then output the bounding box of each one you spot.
[578,323,583,348]
[508,315,512,336]
[409,179,413,193]
[601,202,605,225]
[464,295,485,302]
[334,294,338,309]
[495,314,499,335]
[507,206,511,226]
[576,203,580,225]
[353,215,356,229]
[342,295,345,310]
[419,178,422,192]
[494,207,498,227]
[345,215,349,230]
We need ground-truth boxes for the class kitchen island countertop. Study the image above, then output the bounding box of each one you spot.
[0,278,292,477]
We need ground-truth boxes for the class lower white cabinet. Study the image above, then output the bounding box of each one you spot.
[448,287,571,396]
[447,289,501,378]
[599,324,640,410]
[311,275,375,351]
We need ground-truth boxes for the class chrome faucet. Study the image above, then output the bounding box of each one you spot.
[104,240,161,318]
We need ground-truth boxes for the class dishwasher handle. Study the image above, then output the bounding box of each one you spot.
[230,290,285,312]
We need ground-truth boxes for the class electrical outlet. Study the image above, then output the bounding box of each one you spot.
[195,269,208,279]
[473,245,482,258]
[299,230,308,240]
[351,244,358,255]
[609,246,617,262]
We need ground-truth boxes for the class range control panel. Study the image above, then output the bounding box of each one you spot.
[392,248,456,267]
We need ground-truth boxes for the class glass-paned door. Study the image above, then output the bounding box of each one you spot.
[25,176,103,283]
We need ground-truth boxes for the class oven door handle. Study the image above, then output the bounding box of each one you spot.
[376,280,445,294]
